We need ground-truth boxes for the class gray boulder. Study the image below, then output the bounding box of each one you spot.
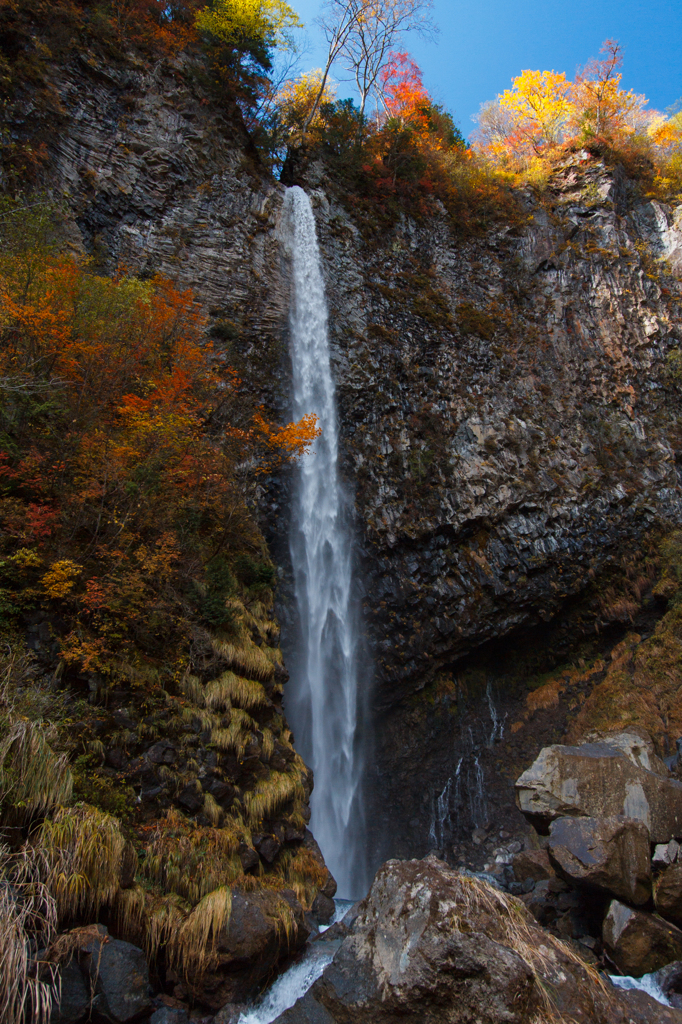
[547,815,651,904]
[48,924,152,1024]
[80,929,152,1023]
[273,857,673,1024]
[50,959,89,1024]
[603,900,682,976]
[515,732,682,841]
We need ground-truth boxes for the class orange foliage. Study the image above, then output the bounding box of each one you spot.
[380,51,429,127]
[0,244,318,673]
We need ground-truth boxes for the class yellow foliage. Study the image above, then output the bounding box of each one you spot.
[499,69,572,154]
[41,559,82,599]
[196,0,302,50]
[275,70,337,144]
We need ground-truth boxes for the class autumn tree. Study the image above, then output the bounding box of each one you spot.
[299,0,433,138]
[340,0,434,121]
[0,200,319,674]
[267,69,337,150]
[497,69,573,155]
[380,50,428,121]
[569,39,648,142]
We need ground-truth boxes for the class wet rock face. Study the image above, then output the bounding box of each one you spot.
[307,161,682,698]
[515,733,682,841]
[300,159,682,862]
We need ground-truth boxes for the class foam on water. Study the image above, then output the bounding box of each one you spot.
[610,972,671,1005]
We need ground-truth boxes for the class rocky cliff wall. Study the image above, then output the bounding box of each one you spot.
[296,155,682,868]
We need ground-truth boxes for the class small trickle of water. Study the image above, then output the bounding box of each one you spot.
[486,680,507,746]
[610,972,671,1006]
[429,760,463,848]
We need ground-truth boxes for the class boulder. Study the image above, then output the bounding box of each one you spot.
[273,857,672,1024]
[183,889,310,1010]
[656,865,682,926]
[547,815,651,904]
[512,848,554,884]
[603,900,682,975]
[79,928,152,1023]
[515,733,682,841]
[656,961,682,1009]
[50,959,90,1024]
[49,924,152,1023]
[238,843,260,874]
[254,833,281,864]
[656,844,675,868]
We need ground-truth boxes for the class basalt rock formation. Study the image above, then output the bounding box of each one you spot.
[294,155,682,868]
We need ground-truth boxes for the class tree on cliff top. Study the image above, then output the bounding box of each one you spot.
[299,0,434,138]
[195,0,302,53]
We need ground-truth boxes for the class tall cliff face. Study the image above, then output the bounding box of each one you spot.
[40,51,289,406]
[24,51,682,871]
[300,157,682,865]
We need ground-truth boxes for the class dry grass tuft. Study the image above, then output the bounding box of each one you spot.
[0,719,72,824]
[0,846,58,1024]
[211,706,257,758]
[244,769,305,826]
[27,805,125,920]
[141,812,244,903]
[203,792,224,826]
[206,672,268,712]
[211,636,275,683]
[261,727,275,761]
[169,886,232,978]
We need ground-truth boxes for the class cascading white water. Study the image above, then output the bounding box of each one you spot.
[282,186,365,899]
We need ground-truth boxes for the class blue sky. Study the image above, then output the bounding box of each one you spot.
[289,0,682,138]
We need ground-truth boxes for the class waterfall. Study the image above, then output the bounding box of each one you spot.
[282,186,365,899]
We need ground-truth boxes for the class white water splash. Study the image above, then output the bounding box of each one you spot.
[282,186,366,898]
[237,943,335,1024]
[610,972,671,1006]
[238,901,354,1024]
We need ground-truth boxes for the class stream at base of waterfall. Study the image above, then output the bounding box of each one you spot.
[237,901,355,1024]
